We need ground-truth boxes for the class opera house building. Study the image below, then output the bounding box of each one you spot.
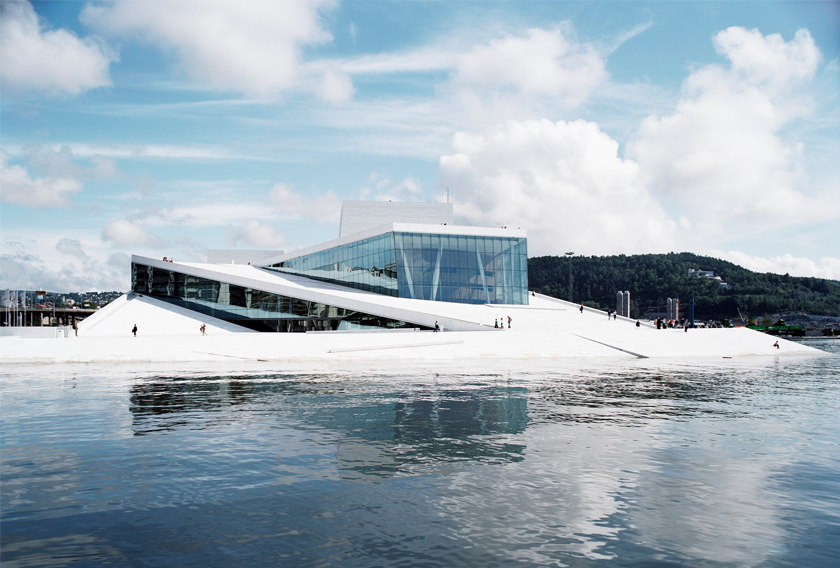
[1,201,820,363]
[130,201,528,333]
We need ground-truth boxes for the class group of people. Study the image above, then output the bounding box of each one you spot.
[654,317,681,329]
[494,316,512,329]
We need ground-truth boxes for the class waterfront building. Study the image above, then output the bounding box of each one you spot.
[129,202,528,332]
[4,201,821,362]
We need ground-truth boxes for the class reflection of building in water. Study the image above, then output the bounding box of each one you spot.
[128,379,529,478]
[308,389,530,481]
[129,378,256,434]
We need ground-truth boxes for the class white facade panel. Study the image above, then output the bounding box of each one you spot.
[339,201,453,238]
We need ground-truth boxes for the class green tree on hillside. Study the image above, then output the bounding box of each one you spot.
[528,253,840,320]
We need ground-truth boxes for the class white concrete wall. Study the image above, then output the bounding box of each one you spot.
[340,201,453,237]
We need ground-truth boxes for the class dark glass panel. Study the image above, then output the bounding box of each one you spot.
[229,285,247,308]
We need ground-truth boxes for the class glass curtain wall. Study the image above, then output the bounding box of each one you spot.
[270,233,398,297]
[267,232,528,305]
[131,263,425,332]
[394,233,527,304]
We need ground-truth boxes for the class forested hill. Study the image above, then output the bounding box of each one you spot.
[528,252,840,321]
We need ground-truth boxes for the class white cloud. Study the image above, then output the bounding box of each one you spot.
[81,0,335,96]
[102,219,168,248]
[13,143,271,162]
[25,145,119,180]
[331,23,606,107]
[266,183,342,223]
[360,172,425,203]
[453,26,606,98]
[266,183,306,216]
[1,237,128,292]
[445,24,610,128]
[1,146,124,208]
[713,27,822,89]
[0,150,83,207]
[714,250,840,280]
[159,203,276,227]
[315,67,355,104]
[0,0,114,96]
[56,237,89,260]
[88,145,250,161]
[332,46,456,75]
[316,22,608,127]
[627,27,832,239]
[452,25,607,104]
[227,220,287,248]
[439,119,678,257]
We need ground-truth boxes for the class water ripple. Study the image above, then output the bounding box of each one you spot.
[2,342,839,567]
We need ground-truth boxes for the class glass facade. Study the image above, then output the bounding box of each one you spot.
[131,263,427,332]
[268,231,528,305]
[270,233,398,297]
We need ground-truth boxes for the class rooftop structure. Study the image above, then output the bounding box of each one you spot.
[339,200,453,237]
[263,222,528,305]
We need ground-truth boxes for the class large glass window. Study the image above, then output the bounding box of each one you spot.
[267,233,398,297]
[265,230,528,305]
[392,232,528,304]
[131,263,426,332]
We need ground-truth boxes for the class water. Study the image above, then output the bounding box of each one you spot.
[2,339,839,567]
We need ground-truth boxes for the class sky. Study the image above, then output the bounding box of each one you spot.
[1,0,839,292]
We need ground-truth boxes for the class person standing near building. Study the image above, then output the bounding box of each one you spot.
[132,324,137,337]
[507,316,512,328]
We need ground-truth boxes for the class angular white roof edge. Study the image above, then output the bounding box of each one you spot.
[130,254,491,332]
[260,223,527,266]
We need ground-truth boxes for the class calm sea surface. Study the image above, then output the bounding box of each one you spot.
[2,340,839,567]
